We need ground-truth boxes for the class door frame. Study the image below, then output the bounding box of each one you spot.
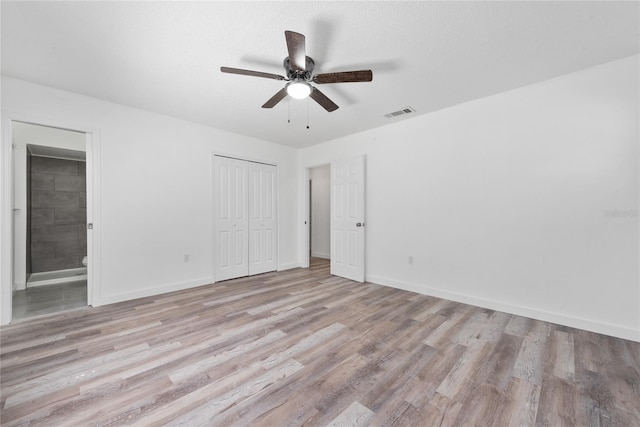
[305,163,331,266]
[1,113,101,325]
[301,166,312,269]
[301,164,324,269]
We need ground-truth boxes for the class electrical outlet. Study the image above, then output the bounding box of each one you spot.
[184,254,190,262]
[408,256,413,265]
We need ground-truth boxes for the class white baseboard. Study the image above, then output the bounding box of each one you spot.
[15,282,26,291]
[93,276,214,307]
[93,263,304,307]
[27,268,88,287]
[311,252,330,259]
[278,262,301,271]
[28,275,88,287]
[366,274,640,343]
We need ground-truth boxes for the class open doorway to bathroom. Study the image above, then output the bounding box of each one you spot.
[12,122,88,320]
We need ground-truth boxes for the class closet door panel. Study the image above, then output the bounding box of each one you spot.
[248,163,277,275]
[214,156,249,281]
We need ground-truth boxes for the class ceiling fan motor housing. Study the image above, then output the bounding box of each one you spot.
[284,56,315,81]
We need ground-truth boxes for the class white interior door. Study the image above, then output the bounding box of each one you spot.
[330,156,365,282]
[248,162,277,275]
[214,156,249,281]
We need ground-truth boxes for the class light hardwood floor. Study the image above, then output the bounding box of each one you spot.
[1,258,639,426]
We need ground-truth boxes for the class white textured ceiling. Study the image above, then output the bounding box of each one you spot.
[2,1,638,148]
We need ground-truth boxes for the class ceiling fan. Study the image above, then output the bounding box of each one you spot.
[221,30,373,112]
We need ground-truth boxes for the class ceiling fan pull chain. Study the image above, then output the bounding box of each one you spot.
[306,99,310,129]
[288,100,291,124]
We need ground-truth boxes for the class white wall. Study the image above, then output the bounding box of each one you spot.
[12,122,86,290]
[299,55,640,341]
[309,165,330,259]
[1,76,299,322]
[2,56,638,341]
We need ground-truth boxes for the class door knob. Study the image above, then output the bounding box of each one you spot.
[356,222,364,227]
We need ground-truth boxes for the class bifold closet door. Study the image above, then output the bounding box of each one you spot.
[214,156,277,281]
[214,156,249,281]
[248,162,277,275]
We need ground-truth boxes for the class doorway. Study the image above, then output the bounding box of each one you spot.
[304,156,366,282]
[309,165,330,262]
[11,122,89,320]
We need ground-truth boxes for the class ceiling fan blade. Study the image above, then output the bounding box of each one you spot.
[221,66,286,81]
[313,70,373,84]
[309,87,339,112]
[262,88,289,109]
[285,31,306,72]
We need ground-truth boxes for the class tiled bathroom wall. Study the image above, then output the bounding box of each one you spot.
[29,156,87,273]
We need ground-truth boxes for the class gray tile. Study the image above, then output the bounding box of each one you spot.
[31,208,55,225]
[55,240,85,258]
[55,175,85,192]
[77,224,88,237]
[31,242,55,259]
[12,291,28,305]
[78,162,86,176]
[54,192,80,208]
[32,256,80,272]
[13,281,87,320]
[79,192,86,208]
[28,290,65,303]
[31,190,55,208]
[32,173,54,190]
[31,224,78,242]
[31,157,78,175]
[54,207,86,224]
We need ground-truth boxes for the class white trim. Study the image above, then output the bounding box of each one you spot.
[298,161,331,268]
[301,162,333,270]
[301,167,311,269]
[211,151,278,168]
[367,274,640,342]
[85,130,101,307]
[28,275,88,287]
[311,252,330,259]
[1,117,14,324]
[94,277,213,307]
[275,162,281,273]
[277,262,300,271]
[28,267,87,287]
[210,152,216,283]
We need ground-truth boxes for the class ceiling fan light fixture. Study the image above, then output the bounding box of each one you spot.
[286,81,311,99]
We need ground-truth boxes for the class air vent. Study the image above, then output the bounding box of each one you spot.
[384,107,415,118]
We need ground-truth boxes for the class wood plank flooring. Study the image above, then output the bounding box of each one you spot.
[1,258,639,426]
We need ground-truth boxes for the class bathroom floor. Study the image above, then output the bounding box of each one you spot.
[12,280,87,320]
